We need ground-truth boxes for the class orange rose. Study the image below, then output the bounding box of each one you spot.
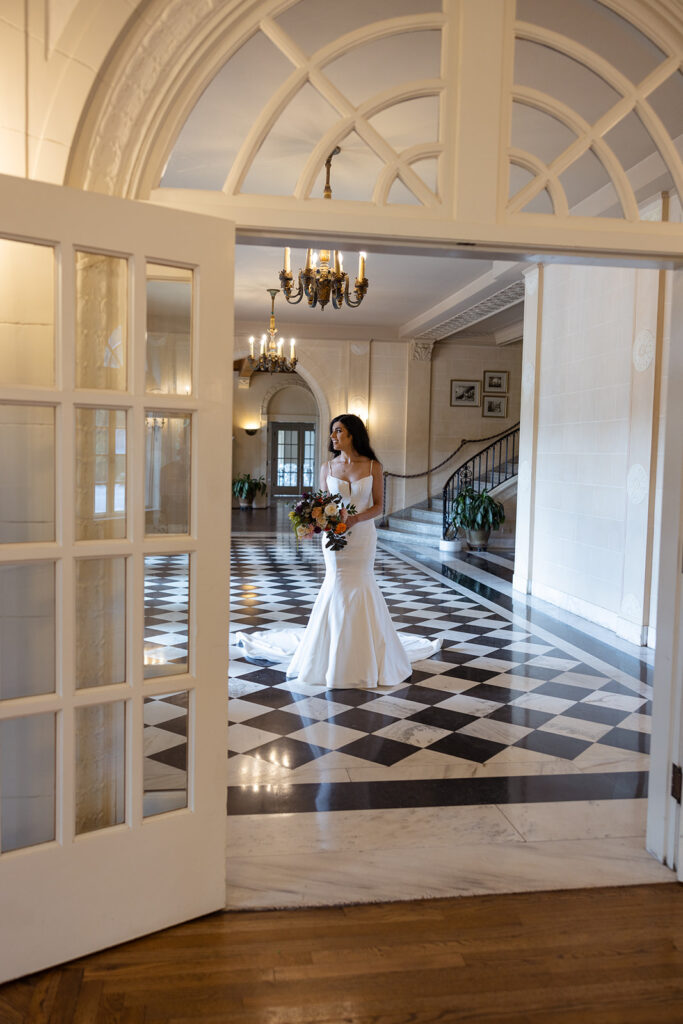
[335,523,347,534]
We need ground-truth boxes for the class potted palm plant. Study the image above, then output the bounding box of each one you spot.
[232,472,267,508]
[448,486,505,551]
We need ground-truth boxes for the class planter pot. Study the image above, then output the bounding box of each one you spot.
[238,494,254,508]
[439,537,463,553]
[465,527,491,550]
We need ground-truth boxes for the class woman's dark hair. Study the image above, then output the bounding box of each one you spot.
[328,414,379,461]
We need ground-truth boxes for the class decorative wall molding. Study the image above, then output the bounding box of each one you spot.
[633,327,655,372]
[410,340,435,361]
[416,282,525,341]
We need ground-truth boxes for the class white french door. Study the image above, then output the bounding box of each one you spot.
[0,174,233,981]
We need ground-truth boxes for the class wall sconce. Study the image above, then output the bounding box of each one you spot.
[244,426,258,436]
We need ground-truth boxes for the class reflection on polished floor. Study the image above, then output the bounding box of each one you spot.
[226,503,674,908]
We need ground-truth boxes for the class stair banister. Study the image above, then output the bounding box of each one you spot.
[441,425,520,539]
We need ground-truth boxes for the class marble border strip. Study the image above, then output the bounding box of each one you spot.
[227,770,648,815]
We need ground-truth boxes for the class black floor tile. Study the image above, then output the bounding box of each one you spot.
[246,736,329,769]
[459,682,528,704]
[486,705,555,729]
[407,706,478,732]
[337,734,417,766]
[563,703,631,727]
[239,687,309,709]
[513,730,591,761]
[532,681,595,701]
[428,732,506,763]
[240,708,315,736]
[240,667,288,685]
[330,707,401,733]
[598,727,650,754]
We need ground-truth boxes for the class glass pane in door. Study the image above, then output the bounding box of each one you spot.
[145,412,191,535]
[75,408,127,540]
[0,562,55,701]
[75,702,125,835]
[143,691,189,817]
[0,712,55,852]
[303,429,315,487]
[0,239,54,387]
[277,429,297,487]
[75,558,126,690]
[0,404,55,543]
[75,251,128,391]
[144,554,190,678]
[146,263,192,395]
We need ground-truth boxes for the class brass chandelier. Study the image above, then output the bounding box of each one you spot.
[248,289,297,374]
[279,147,368,311]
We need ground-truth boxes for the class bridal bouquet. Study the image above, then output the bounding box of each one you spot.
[289,490,358,551]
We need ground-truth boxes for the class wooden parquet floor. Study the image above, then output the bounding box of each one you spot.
[1,884,683,1024]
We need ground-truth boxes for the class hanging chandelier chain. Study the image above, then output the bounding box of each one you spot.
[278,147,369,311]
[247,289,297,374]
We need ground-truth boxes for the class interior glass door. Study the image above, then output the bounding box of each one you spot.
[0,174,233,982]
[270,422,316,495]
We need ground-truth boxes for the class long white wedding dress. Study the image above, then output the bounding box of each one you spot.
[235,472,442,689]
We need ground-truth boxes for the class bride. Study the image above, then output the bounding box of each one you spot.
[236,414,441,688]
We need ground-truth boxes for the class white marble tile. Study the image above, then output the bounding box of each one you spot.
[581,691,646,713]
[143,700,186,726]
[373,719,450,748]
[281,696,348,720]
[504,642,553,654]
[226,805,522,859]
[464,657,515,672]
[618,712,652,734]
[458,717,532,745]
[538,716,613,742]
[228,753,293,784]
[483,673,541,692]
[225,836,674,910]
[143,726,185,756]
[509,692,574,714]
[362,695,428,718]
[527,655,580,671]
[228,677,265,698]
[418,676,477,694]
[552,670,611,688]
[484,629,533,641]
[468,618,511,628]
[143,759,186,790]
[572,746,649,773]
[484,745,574,768]
[498,799,647,842]
[287,721,366,750]
[438,693,504,717]
[228,697,271,723]
[228,723,281,753]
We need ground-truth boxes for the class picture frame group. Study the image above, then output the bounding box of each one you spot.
[450,370,509,417]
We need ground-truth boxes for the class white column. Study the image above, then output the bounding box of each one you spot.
[512,265,543,595]
[616,267,662,645]
[646,266,683,868]
[404,340,434,509]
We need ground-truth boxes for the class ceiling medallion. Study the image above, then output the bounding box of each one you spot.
[248,289,297,374]
[279,147,368,311]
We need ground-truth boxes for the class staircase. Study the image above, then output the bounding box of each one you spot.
[377,425,519,551]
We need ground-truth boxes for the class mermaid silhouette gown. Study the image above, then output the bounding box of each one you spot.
[236,472,442,689]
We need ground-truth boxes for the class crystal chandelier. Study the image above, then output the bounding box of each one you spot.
[279,147,368,311]
[248,289,297,373]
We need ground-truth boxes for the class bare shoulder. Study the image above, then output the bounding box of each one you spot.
[372,459,383,477]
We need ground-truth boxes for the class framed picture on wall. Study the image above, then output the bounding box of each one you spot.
[450,379,481,407]
[482,395,508,418]
[483,370,508,394]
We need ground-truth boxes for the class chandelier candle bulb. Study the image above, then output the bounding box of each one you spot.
[334,250,341,274]
[359,252,366,280]
[278,338,283,354]
[305,248,312,270]
[260,334,266,356]
[249,336,254,359]
[290,338,295,359]
[284,247,291,274]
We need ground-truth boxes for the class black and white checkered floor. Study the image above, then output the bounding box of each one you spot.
[225,536,652,813]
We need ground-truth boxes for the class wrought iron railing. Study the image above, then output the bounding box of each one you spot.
[381,424,519,530]
[441,424,520,538]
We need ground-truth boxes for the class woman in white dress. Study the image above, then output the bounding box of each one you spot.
[237,414,441,688]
